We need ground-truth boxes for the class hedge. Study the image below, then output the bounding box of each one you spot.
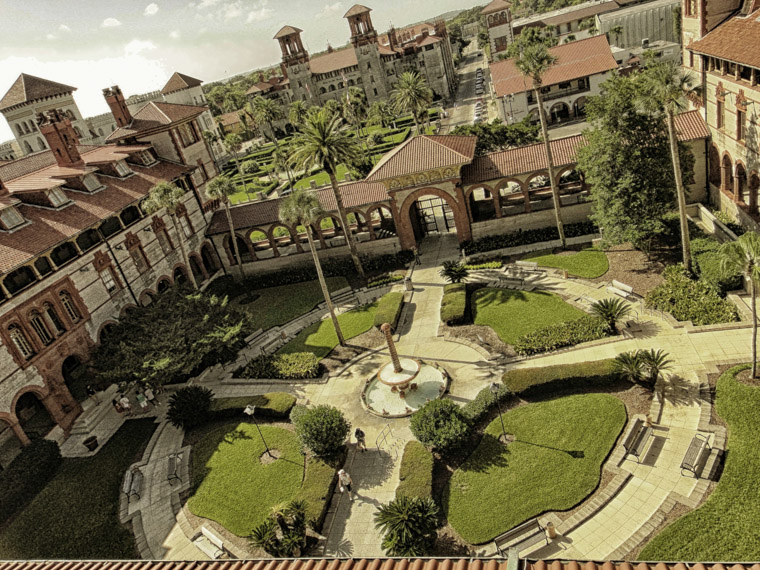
[396,441,434,500]
[460,221,597,255]
[441,283,468,325]
[463,261,502,270]
[297,448,346,530]
[0,439,62,524]
[368,274,404,288]
[462,383,512,423]
[236,352,320,380]
[502,359,617,397]
[374,292,404,329]
[512,315,609,356]
[209,392,296,419]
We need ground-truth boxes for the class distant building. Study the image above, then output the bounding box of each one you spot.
[482,0,515,60]
[612,39,682,70]
[216,111,244,136]
[0,140,20,162]
[597,0,680,48]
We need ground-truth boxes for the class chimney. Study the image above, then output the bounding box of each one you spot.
[327,43,334,53]
[103,85,132,128]
[421,28,430,39]
[36,109,84,168]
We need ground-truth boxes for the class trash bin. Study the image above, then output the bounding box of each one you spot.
[404,277,413,291]
[545,521,557,540]
[83,436,99,452]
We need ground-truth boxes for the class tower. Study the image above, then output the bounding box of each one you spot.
[36,108,83,168]
[481,0,514,61]
[681,0,742,70]
[343,5,389,103]
[274,26,318,103]
[103,86,133,128]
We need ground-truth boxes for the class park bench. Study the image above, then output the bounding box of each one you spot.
[194,525,226,559]
[493,518,548,556]
[622,418,653,462]
[122,467,143,501]
[607,280,637,301]
[167,452,183,484]
[681,434,710,477]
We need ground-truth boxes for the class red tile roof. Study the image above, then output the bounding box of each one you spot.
[309,47,360,75]
[490,36,618,97]
[207,181,390,234]
[218,111,242,127]
[0,73,77,112]
[161,72,204,95]
[0,151,57,182]
[0,560,509,570]
[366,136,478,182]
[418,35,443,47]
[274,25,303,39]
[674,110,710,141]
[344,4,372,17]
[106,101,208,142]
[688,10,760,68]
[541,1,618,25]
[482,0,513,15]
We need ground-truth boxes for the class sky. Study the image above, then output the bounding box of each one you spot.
[0,0,477,142]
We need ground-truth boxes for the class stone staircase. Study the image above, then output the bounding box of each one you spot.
[70,384,119,436]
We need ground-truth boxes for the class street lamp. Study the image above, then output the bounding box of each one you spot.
[244,404,273,458]
[490,382,507,443]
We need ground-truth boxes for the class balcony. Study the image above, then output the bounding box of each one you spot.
[528,82,590,104]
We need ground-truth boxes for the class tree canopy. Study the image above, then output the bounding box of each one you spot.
[452,117,540,155]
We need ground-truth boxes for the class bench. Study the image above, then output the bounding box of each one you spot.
[122,468,143,501]
[493,518,547,556]
[167,452,183,484]
[194,525,226,559]
[681,433,710,477]
[622,418,653,462]
[607,280,637,301]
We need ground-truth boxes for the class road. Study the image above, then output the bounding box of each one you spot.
[440,42,489,133]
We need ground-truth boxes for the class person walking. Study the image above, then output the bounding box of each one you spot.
[412,245,421,265]
[119,395,132,416]
[338,469,354,501]
[144,386,157,406]
[354,427,367,452]
[135,391,149,413]
[86,384,100,405]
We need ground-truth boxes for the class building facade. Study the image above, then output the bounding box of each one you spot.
[482,0,515,60]
[597,0,680,48]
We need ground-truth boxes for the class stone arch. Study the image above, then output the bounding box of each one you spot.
[366,205,397,238]
[201,242,220,275]
[466,184,497,222]
[173,264,189,284]
[120,304,138,318]
[397,186,471,248]
[708,144,721,187]
[138,289,157,307]
[97,321,118,345]
[13,390,55,439]
[495,178,528,215]
[268,223,299,256]
[156,276,172,293]
[573,96,587,118]
[189,253,206,283]
[721,151,733,194]
[23,141,32,154]
[61,354,91,403]
[0,412,29,449]
[735,161,749,205]
[549,102,570,124]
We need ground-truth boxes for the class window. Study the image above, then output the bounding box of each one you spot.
[0,207,24,230]
[717,98,725,129]
[157,229,174,254]
[114,160,132,177]
[177,122,199,147]
[738,109,747,141]
[99,268,118,293]
[47,187,70,207]
[30,312,53,346]
[60,291,81,322]
[83,173,102,191]
[9,325,34,360]
[43,303,66,335]
[179,215,193,238]
[139,150,156,166]
[129,246,150,274]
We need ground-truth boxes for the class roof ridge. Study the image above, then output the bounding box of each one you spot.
[425,135,475,160]
[148,101,173,123]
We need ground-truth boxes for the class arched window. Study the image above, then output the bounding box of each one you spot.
[23,141,32,154]
[23,123,30,134]
[43,303,66,335]
[9,325,35,360]
[37,137,46,151]
[30,311,53,346]
[60,291,81,322]
[15,124,24,137]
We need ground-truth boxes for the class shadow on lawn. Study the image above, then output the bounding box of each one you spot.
[459,434,511,473]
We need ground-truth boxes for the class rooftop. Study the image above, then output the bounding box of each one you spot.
[344,4,373,17]
[512,0,618,28]
[309,47,360,75]
[274,25,303,39]
[161,72,204,95]
[106,101,208,142]
[689,8,760,69]
[0,74,77,112]
[482,0,513,15]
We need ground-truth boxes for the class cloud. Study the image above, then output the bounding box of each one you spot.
[247,0,273,22]
[144,3,159,16]
[102,18,122,28]
[169,30,182,39]
[124,39,157,56]
[222,1,243,20]
[317,1,343,18]
[59,24,71,33]
[197,0,221,8]
[46,33,57,40]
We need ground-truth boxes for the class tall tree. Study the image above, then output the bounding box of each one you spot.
[143,182,198,289]
[719,232,760,377]
[290,107,366,278]
[637,61,702,271]
[343,86,368,139]
[368,100,394,128]
[224,133,245,191]
[514,42,566,246]
[289,101,309,130]
[279,188,346,346]
[202,129,220,170]
[206,175,245,280]
[391,72,432,135]
[250,95,285,147]
[452,117,540,156]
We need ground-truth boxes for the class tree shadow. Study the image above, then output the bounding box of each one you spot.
[354,448,396,488]
[326,538,354,557]
[459,433,511,473]
[518,439,585,458]
[396,302,417,336]
[223,428,252,444]
[659,374,701,407]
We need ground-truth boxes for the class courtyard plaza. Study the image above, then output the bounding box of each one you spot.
[60,230,752,561]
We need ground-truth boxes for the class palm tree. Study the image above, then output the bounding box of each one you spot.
[374,496,440,556]
[368,101,394,128]
[289,100,309,131]
[638,348,673,389]
[637,61,702,272]
[612,351,644,385]
[289,107,366,279]
[272,145,295,192]
[224,133,245,188]
[279,188,346,346]
[609,24,624,45]
[250,95,285,147]
[344,86,368,139]
[143,181,198,289]
[590,297,632,332]
[720,232,760,377]
[202,129,219,170]
[206,175,245,280]
[391,71,432,136]
[514,42,566,247]
[439,261,469,283]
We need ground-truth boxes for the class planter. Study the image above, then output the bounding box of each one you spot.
[83,436,99,452]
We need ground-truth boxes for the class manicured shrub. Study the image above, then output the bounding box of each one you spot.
[375,496,440,556]
[210,392,296,419]
[368,274,404,288]
[695,251,743,295]
[293,405,350,457]
[0,439,62,524]
[439,260,469,283]
[440,283,468,325]
[396,441,434,500]
[374,292,404,329]
[462,383,512,423]
[502,359,616,396]
[410,399,471,453]
[460,221,597,255]
[589,297,632,331]
[297,453,343,530]
[512,315,609,356]
[463,261,502,270]
[238,352,321,380]
[167,386,214,429]
[645,264,739,324]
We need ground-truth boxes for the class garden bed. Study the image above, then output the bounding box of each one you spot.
[520,245,609,279]
[589,244,672,296]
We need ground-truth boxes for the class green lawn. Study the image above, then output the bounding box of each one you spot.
[189,423,306,536]
[522,247,609,279]
[0,419,157,559]
[294,164,350,190]
[638,364,760,560]
[445,394,626,544]
[278,301,378,359]
[233,277,349,332]
[472,288,588,345]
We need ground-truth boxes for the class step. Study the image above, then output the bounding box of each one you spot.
[702,448,723,481]
[70,384,120,435]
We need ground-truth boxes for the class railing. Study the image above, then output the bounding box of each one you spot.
[528,84,590,104]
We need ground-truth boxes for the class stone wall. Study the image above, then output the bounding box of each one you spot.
[471,202,593,240]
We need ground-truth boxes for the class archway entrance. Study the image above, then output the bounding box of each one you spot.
[15,392,55,440]
[411,196,457,240]
[190,256,205,284]
[201,243,220,275]
[62,355,89,403]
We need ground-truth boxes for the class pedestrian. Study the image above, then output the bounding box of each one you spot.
[338,469,354,501]
[355,427,367,452]
[135,391,149,413]
[86,384,100,405]
[119,395,132,416]
[412,245,421,265]
[144,386,157,406]
[111,399,123,414]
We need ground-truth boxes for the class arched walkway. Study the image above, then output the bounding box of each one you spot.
[62,355,89,403]
[14,391,55,440]
[200,243,220,275]
[398,188,470,248]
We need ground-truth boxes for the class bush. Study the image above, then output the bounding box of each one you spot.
[368,274,404,288]
[375,496,440,556]
[0,439,61,524]
[439,261,469,283]
[502,359,617,396]
[396,441,434,500]
[167,386,214,429]
[461,221,597,255]
[512,315,609,356]
[293,405,350,457]
[645,264,739,324]
[695,251,743,295]
[463,261,502,270]
[237,352,320,380]
[209,392,296,419]
[440,283,468,325]
[712,209,746,236]
[297,453,344,530]
[374,292,404,329]
[462,383,512,423]
[410,399,471,453]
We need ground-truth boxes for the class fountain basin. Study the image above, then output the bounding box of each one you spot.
[362,360,450,418]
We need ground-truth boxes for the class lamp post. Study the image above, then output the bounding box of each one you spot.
[490,382,507,443]
[244,404,272,458]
